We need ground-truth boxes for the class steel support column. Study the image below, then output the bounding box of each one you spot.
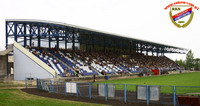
[103,36,106,52]
[38,36,41,47]
[92,35,95,51]
[56,36,59,48]
[24,24,27,47]
[5,22,8,48]
[140,44,143,53]
[49,36,51,48]
[14,22,17,42]
[156,47,159,56]
[37,26,41,47]
[136,43,138,53]
[72,32,75,51]
[65,31,68,49]
[130,40,132,53]
[161,48,164,56]
[29,25,32,46]
[146,51,148,55]
[48,29,51,48]
[113,39,116,52]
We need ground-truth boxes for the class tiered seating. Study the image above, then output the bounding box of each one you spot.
[30,48,74,77]
[29,47,182,77]
[75,52,119,75]
[46,49,98,76]
[91,62,115,74]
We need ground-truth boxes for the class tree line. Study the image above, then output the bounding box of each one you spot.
[175,50,200,71]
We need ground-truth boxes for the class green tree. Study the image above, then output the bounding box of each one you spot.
[186,50,194,70]
[193,58,200,70]
[175,59,186,67]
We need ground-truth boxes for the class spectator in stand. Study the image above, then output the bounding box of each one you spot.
[31,42,34,47]
[29,46,183,77]
[53,59,58,64]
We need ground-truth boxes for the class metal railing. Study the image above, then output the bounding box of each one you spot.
[36,79,200,106]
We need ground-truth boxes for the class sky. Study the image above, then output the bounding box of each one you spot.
[0,0,199,60]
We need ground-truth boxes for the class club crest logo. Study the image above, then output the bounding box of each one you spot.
[170,5,193,28]
[165,1,199,28]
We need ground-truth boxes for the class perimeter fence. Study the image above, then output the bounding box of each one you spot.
[36,79,200,106]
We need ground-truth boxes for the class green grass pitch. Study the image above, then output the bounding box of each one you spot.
[98,72,200,94]
[0,89,102,106]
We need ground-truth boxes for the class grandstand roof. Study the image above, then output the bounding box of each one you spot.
[5,19,187,55]
[6,19,186,50]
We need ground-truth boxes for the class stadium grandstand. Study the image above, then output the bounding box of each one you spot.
[3,19,187,80]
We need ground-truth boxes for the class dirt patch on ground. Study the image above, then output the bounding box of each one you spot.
[21,88,172,106]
